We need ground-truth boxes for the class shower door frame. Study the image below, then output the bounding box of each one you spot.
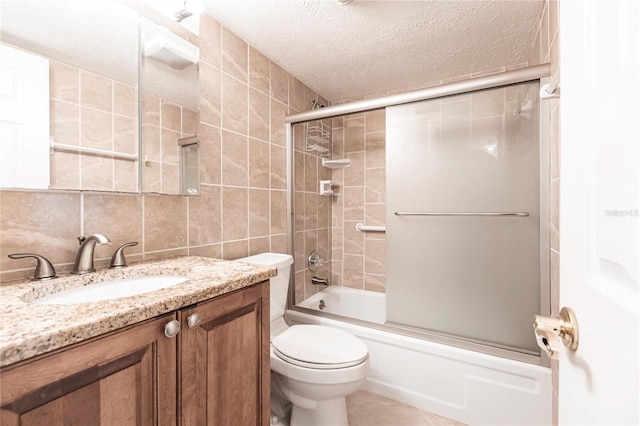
[284,64,552,366]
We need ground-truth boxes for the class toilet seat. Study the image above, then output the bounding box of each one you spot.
[272,325,368,370]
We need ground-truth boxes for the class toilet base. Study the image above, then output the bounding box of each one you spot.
[290,397,348,426]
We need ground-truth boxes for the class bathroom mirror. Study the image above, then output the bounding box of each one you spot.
[0,0,140,192]
[0,0,200,195]
[140,17,200,195]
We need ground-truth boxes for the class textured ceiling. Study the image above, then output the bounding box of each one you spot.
[203,0,544,102]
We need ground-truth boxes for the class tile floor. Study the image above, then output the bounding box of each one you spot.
[346,391,467,426]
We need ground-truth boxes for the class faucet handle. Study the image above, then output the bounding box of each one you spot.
[7,253,57,280]
[110,242,139,268]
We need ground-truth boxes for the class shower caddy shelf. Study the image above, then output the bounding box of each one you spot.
[306,120,331,156]
[321,158,351,169]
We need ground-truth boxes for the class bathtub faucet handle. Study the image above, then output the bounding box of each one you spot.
[308,251,325,272]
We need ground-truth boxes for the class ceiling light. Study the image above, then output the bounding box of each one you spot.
[174,0,204,22]
[337,0,355,5]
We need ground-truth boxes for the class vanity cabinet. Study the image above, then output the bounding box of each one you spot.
[0,281,270,426]
[0,313,178,425]
[179,281,270,426]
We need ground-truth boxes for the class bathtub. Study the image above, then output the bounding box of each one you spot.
[288,286,552,425]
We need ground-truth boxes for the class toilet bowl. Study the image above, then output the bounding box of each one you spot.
[238,253,369,426]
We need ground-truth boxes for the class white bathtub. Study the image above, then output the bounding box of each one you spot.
[288,286,552,426]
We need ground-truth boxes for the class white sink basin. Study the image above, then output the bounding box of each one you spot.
[32,275,188,305]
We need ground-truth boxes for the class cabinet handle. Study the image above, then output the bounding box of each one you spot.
[187,313,201,329]
[164,320,181,338]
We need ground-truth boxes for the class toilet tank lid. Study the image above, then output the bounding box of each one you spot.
[237,253,293,269]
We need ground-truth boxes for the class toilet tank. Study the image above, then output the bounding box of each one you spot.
[236,253,293,322]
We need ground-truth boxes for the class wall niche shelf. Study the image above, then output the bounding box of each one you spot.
[321,158,351,169]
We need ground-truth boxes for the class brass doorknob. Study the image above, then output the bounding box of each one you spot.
[533,307,579,359]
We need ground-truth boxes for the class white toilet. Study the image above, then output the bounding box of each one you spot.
[238,253,369,426]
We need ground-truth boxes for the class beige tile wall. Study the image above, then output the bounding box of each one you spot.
[0,14,324,283]
[142,94,198,194]
[48,59,138,193]
[292,119,332,304]
[529,0,560,424]
[329,110,387,292]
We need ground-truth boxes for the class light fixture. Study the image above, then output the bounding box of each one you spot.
[337,0,354,5]
[174,0,204,22]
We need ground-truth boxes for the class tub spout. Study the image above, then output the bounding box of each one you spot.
[311,276,329,286]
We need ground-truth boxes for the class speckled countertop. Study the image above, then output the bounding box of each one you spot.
[0,256,276,367]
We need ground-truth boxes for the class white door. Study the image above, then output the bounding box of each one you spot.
[560,0,639,424]
[0,44,50,189]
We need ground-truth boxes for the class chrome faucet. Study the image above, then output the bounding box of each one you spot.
[72,234,111,274]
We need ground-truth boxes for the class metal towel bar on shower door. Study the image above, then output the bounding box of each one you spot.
[394,212,530,217]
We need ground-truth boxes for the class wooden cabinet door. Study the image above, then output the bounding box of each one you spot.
[0,313,178,426]
[180,282,270,426]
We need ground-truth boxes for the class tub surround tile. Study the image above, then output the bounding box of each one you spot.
[365,109,386,133]
[344,187,365,220]
[343,254,364,289]
[364,274,386,293]
[0,257,275,367]
[365,132,386,169]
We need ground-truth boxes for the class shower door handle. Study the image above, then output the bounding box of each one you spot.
[394,212,530,217]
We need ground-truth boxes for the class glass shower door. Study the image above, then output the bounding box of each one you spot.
[385,81,542,354]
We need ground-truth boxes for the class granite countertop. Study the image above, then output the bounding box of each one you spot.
[0,256,276,367]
